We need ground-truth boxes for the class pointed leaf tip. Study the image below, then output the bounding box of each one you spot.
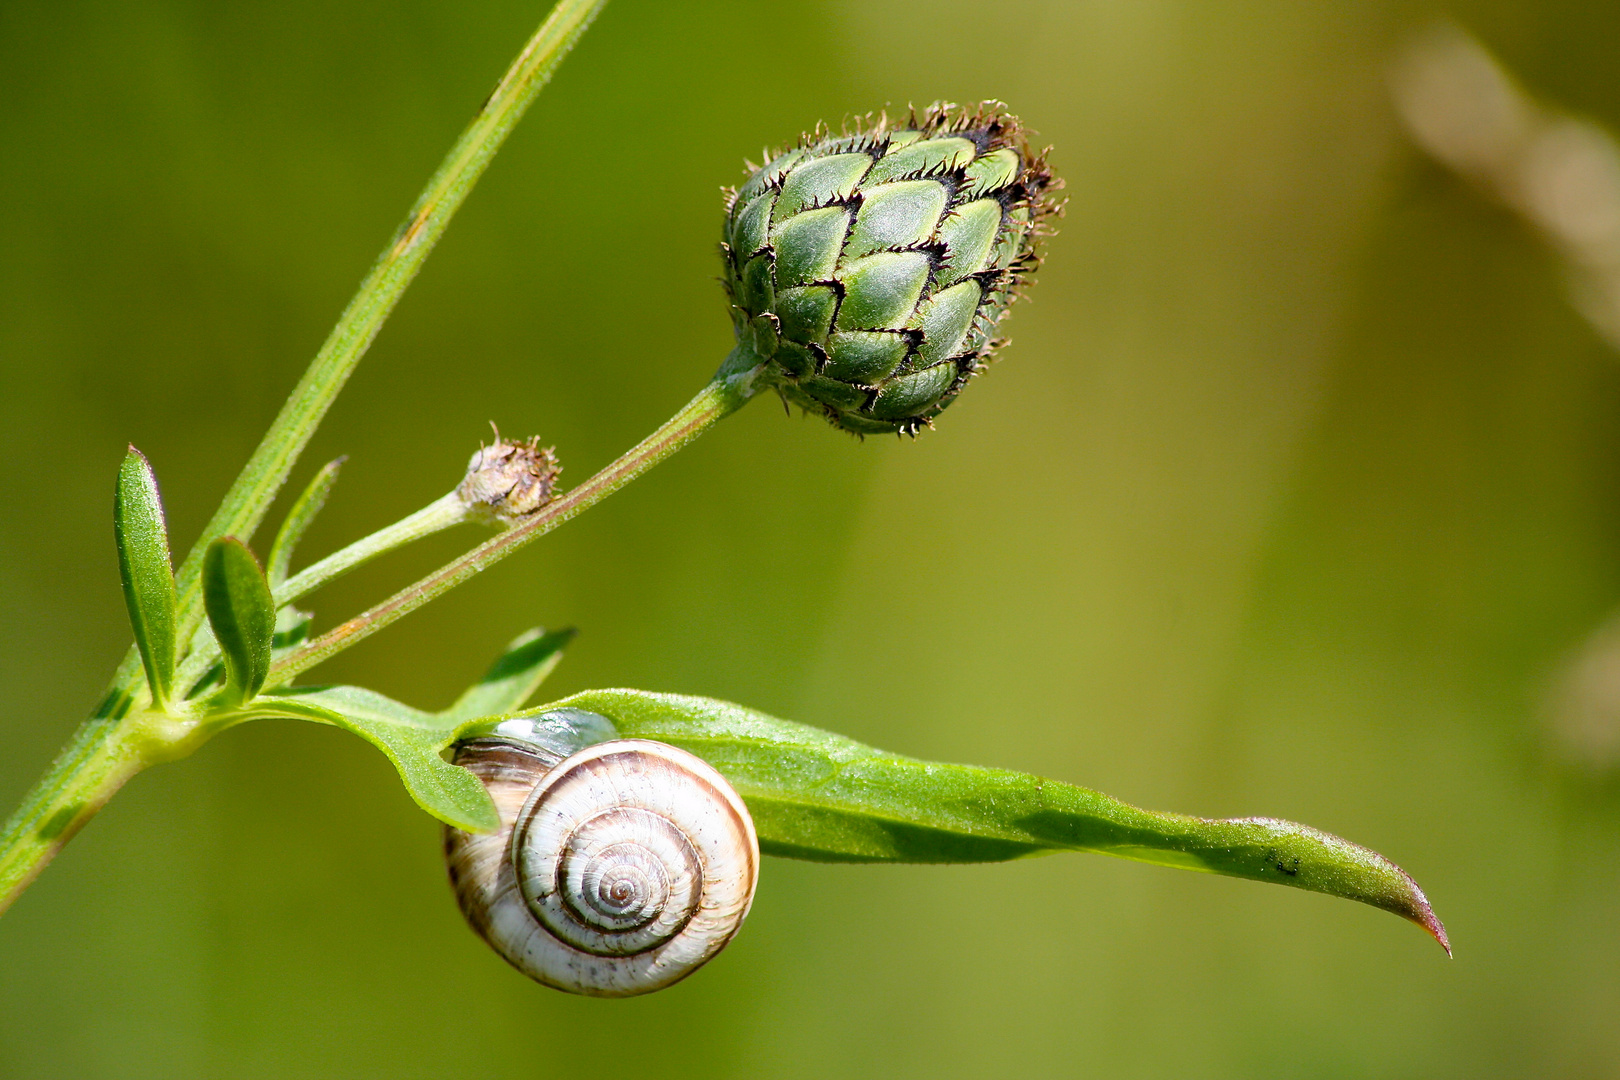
[1402,874,1450,956]
[440,626,577,722]
[267,457,345,589]
[203,538,277,704]
[114,447,178,709]
[1428,911,1452,956]
[1351,846,1447,954]
[1205,816,1450,955]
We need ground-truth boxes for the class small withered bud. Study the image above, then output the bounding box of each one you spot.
[456,432,561,527]
[721,101,1061,435]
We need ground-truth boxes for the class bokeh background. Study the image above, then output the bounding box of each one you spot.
[3,0,1619,1075]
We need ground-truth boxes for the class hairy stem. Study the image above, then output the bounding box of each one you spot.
[0,720,129,914]
[0,705,182,916]
[270,361,765,683]
[0,0,608,915]
[275,493,471,609]
[172,493,474,698]
[166,0,609,654]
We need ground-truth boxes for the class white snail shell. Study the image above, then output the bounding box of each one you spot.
[445,731,759,997]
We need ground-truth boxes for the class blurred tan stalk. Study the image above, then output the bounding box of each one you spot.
[1392,24,1620,771]
[1393,22,1620,347]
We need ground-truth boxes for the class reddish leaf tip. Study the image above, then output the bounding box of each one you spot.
[1400,871,1451,956]
[1423,907,1452,957]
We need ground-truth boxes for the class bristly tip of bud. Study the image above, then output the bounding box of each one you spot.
[456,429,561,527]
[721,100,1063,437]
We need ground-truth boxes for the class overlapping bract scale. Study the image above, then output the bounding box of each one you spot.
[721,102,1059,435]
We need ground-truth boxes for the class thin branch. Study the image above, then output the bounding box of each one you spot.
[269,365,763,684]
[166,0,610,652]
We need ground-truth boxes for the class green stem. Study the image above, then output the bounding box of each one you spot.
[0,725,135,915]
[0,0,608,915]
[269,361,765,684]
[0,705,192,916]
[275,492,471,609]
[166,0,609,655]
[172,493,474,698]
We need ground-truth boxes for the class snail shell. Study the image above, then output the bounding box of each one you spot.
[445,714,759,997]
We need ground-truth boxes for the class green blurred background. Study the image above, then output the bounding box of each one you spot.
[3,0,1619,1075]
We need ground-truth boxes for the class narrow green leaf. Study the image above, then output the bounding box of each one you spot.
[254,686,498,832]
[113,447,178,710]
[557,689,1451,954]
[202,539,276,704]
[439,627,576,723]
[266,458,344,589]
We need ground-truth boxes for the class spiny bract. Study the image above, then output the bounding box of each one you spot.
[722,102,1059,436]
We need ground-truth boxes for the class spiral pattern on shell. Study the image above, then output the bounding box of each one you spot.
[446,737,759,997]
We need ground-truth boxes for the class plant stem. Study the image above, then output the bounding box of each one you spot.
[171,493,474,698]
[269,361,765,683]
[0,0,608,916]
[275,493,471,609]
[0,727,134,915]
[165,0,610,656]
[0,707,182,916]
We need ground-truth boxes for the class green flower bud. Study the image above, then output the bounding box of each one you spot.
[722,101,1060,435]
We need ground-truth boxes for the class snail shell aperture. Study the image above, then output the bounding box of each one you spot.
[445,713,759,996]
